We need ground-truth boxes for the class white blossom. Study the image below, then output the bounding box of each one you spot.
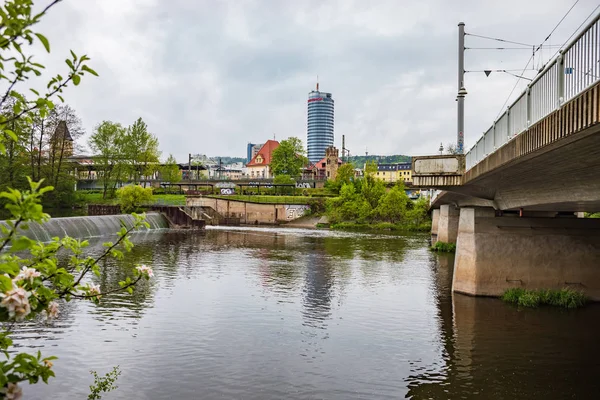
[0,285,31,321]
[46,301,59,319]
[2,382,22,400]
[87,283,101,299]
[16,267,41,283]
[136,265,154,278]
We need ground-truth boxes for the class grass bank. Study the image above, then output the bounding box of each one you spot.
[431,241,456,252]
[501,287,587,309]
[329,221,431,232]
[77,192,185,206]
[207,195,320,205]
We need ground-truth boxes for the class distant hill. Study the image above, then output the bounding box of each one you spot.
[212,156,247,165]
[346,155,411,168]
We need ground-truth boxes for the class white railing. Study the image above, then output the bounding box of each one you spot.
[466,12,600,170]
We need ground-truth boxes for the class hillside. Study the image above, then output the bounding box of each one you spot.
[347,154,411,168]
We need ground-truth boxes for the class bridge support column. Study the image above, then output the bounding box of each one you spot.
[453,207,600,300]
[431,209,440,243]
[437,204,460,244]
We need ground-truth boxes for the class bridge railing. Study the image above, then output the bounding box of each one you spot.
[466,12,600,170]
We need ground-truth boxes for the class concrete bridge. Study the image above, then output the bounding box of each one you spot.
[412,15,600,299]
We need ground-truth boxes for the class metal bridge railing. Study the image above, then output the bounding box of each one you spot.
[466,12,600,170]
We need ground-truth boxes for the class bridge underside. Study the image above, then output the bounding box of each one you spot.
[415,80,600,300]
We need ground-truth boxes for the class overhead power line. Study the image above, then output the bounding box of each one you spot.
[464,32,533,47]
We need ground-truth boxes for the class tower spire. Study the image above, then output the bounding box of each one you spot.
[316,75,319,91]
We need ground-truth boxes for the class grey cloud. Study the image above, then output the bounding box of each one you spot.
[32,0,600,161]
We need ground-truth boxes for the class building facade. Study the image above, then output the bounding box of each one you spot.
[246,143,264,163]
[307,85,334,164]
[246,140,279,179]
[306,146,342,180]
[373,162,412,183]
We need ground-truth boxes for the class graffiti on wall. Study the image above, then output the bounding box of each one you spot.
[285,205,310,220]
[220,188,234,195]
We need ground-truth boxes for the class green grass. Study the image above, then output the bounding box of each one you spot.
[501,287,587,309]
[207,195,319,205]
[330,221,431,232]
[77,192,185,206]
[430,241,457,252]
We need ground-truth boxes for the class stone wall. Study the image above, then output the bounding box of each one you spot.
[187,197,310,225]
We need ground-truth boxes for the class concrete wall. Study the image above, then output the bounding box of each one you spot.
[431,209,440,244]
[187,197,310,225]
[453,207,600,300]
[437,204,460,244]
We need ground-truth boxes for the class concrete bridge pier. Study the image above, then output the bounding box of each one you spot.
[431,209,440,244]
[453,207,600,300]
[437,204,460,244]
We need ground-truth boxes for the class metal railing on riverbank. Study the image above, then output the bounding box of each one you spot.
[466,12,600,170]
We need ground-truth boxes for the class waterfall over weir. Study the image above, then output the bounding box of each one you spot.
[0,212,169,243]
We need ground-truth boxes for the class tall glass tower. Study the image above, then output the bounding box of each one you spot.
[307,84,334,164]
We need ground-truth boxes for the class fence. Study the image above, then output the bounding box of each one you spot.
[465,12,600,170]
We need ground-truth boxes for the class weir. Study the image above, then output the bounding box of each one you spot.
[0,212,169,242]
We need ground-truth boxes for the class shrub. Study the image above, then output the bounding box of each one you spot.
[501,287,587,309]
[431,241,456,252]
[117,185,153,213]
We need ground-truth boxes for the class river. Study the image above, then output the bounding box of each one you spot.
[14,227,600,399]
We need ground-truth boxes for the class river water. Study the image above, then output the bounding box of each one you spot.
[14,227,600,399]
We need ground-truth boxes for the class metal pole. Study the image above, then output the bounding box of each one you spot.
[457,22,465,154]
[188,153,192,183]
[342,134,345,162]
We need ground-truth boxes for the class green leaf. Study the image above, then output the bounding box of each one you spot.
[35,33,50,52]
[70,50,77,61]
[82,65,99,77]
[72,74,81,86]
[0,275,12,292]
[10,236,33,252]
[4,130,17,141]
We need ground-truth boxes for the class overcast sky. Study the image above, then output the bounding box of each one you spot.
[33,0,599,162]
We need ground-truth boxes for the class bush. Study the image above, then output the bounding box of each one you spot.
[501,287,587,309]
[117,185,153,213]
[431,241,456,252]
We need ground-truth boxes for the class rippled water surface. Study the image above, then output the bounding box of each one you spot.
[14,227,600,399]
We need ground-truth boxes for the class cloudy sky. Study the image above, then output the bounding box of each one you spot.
[33,0,599,161]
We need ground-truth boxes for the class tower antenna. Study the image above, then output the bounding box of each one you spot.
[316,75,319,91]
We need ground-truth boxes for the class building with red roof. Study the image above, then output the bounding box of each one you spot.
[246,140,280,179]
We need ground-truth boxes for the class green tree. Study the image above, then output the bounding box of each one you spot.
[270,137,307,178]
[0,1,150,397]
[123,118,160,185]
[375,182,410,223]
[117,185,153,213]
[159,154,181,185]
[89,121,126,199]
[325,163,355,194]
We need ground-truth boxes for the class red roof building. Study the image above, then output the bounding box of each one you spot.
[306,156,343,180]
[246,140,280,179]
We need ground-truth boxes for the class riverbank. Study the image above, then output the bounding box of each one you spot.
[329,221,432,232]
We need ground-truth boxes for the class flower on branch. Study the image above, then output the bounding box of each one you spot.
[0,285,31,321]
[86,283,102,300]
[136,265,154,278]
[16,267,41,283]
[1,382,22,400]
[45,301,59,320]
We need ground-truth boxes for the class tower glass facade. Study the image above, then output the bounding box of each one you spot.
[307,90,334,164]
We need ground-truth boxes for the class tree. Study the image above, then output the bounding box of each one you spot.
[375,182,410,223]
[445,142,460,155]
[159,154,181,185]
[89,121,126,199]
[122,118,160,185]
[117,185,153,213]
[325,163,355,194]
[364,160,377,176]
[270,137,307,178]
[0,1,150,396]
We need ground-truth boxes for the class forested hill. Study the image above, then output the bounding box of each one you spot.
[347,155,411,167]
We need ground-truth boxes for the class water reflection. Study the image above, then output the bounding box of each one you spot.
[7,227,599,399]
[406,252,600,399]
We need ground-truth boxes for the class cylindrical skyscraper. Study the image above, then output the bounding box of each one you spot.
[307,84,334,164]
